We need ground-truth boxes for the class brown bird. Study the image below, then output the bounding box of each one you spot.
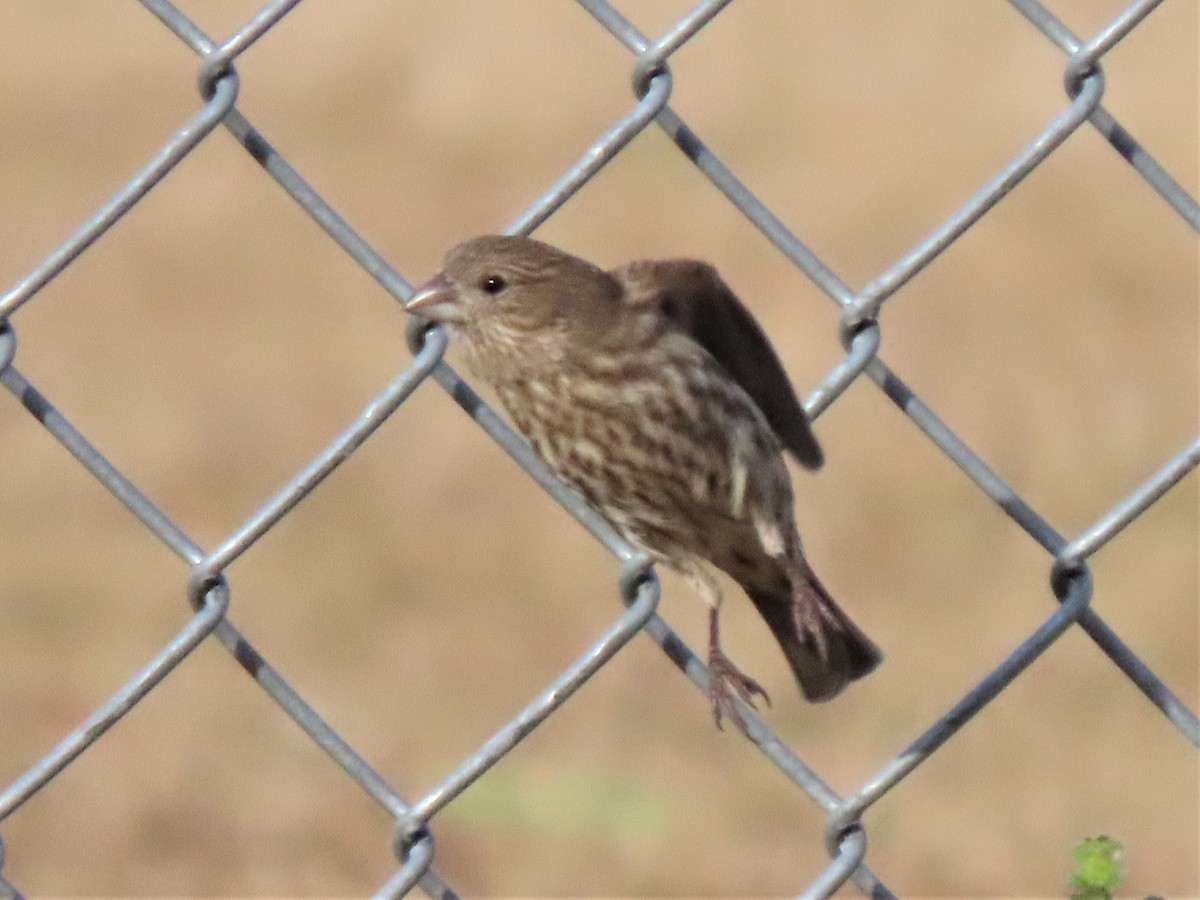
[407,235,880,726]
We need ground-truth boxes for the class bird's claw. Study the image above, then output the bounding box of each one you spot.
[707,648,771,730]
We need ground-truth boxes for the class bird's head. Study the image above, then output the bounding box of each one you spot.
[406,235,621,335]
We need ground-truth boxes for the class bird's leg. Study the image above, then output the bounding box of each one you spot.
[682,564,770,728]
[707,603,771,730]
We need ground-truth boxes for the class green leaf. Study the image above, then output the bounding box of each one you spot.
[1069,836,1124,898]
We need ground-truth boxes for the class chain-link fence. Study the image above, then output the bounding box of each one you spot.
[1,0,1196,896]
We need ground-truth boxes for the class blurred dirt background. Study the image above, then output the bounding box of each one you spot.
[0,1,1196,896]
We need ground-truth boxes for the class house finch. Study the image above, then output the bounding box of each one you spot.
[407,235,880,726]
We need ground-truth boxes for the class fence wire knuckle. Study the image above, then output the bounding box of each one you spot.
[1,0,1195,896]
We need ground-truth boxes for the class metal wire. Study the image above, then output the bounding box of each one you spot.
[0,1,1195,896]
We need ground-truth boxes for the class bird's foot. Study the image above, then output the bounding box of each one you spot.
[707,646,771,730]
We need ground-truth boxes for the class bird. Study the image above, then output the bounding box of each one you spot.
[406,234,880,727]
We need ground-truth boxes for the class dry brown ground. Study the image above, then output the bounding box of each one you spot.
[0,1,1196,896]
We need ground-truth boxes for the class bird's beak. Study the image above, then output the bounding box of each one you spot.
[405,272,465,323]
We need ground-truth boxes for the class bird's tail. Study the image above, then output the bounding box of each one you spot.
[749,563,881,703]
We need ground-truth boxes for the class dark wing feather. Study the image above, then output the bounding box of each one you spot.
[613,259,823,469]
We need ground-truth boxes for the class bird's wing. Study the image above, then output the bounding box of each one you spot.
[612,259,823,469]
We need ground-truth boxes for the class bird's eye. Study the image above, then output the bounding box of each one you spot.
[480,275,507,295]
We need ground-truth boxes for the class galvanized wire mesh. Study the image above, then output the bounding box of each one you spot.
[1,1,1196,897]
